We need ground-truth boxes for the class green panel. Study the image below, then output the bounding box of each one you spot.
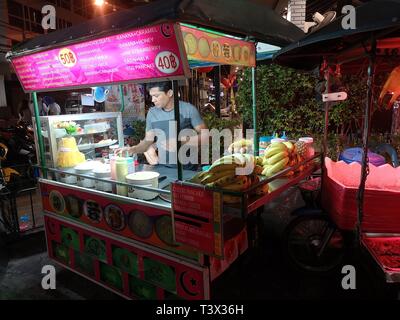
[100,262,123,291]
[143,257,176,292]
[52,241,70,265]
[84,236,107,262]
[112,247,138,276]
[61,227,80,250]
[129,276,157,300]
[74,251,95,276]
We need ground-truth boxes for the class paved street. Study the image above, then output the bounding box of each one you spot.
[1,213,399,300]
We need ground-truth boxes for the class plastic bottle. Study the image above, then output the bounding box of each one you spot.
[19,215,31,232]
[259,136,271,156]
[281,131,288,141]
[115,157,128,196]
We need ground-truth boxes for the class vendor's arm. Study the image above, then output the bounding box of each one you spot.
[127,130,155,155]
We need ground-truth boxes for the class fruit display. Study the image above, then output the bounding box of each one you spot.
[54,121,83,135]
[259,141,306,178]
[189,153,269,203]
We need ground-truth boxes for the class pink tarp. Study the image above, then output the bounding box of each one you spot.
[322,158,400,232]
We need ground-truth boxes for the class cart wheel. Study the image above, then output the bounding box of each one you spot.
[284,214,345,273]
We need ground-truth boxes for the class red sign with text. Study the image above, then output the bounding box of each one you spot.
[172,182,223,257]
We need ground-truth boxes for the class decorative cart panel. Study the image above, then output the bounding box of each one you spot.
[40,180,200,261]
[45,214,210,300]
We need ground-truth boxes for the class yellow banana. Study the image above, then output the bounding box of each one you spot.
[266,151,289,165]
[256,156,264,166]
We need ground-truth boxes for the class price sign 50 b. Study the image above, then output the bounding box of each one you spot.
[58,48,77,68]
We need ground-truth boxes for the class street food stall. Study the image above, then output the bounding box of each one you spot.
[275,0,400,281]
[6,0,313,300]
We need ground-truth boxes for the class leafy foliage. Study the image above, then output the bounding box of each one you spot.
[237,64,324,139]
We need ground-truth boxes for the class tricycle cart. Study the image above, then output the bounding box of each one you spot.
[275,0,400,283]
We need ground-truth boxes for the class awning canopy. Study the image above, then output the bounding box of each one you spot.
[8,0,303,59]
[274,0,400,70]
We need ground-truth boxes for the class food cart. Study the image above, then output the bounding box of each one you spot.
[6,0,312,300]
[275,0,400,283]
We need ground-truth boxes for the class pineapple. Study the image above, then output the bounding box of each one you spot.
[295,140,307,158]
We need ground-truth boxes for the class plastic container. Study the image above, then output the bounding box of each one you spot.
[259,136,272,156]
[115,157,128,196]
[126,171,160,200]
[75,161,97,188]
[126,157,135,174]
[108,145,119,159]
[299,137,315,159]
[84,122,110,134]
[339,147,386,166]
[271,138,285,144]
[93,165,112,192]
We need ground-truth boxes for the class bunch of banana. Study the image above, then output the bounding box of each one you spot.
[260,142,290,178]
[227,139,253,154]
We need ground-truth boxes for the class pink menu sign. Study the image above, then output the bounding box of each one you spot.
[11,23,189,92]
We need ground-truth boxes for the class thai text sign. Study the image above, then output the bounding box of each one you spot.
[180,24,256,67]
[11,23,188,92]
[172,182,223,257]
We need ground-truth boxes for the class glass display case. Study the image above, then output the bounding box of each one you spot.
[33,112,123,169]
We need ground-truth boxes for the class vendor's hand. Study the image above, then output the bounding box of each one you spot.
[115,146,134,157]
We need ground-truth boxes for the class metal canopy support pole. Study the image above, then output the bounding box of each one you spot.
[252,67,258,156]
[356,38,377,244]
[323,61,331,162]
[214,66,221,117]
[119,84,125,112]
[32,92,47,178]
[173,80,182,181]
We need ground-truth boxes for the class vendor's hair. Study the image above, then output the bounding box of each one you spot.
[147,81,172,93]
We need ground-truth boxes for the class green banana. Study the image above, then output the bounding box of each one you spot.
[207,163,239,175]
[256,156,264,166]
[264,144,288,158]
[201,169,236,184]
[269,157,289,175]
[267,151,289,165]
[190,171,208,183]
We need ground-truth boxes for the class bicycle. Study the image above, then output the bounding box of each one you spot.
[283,143,399,273]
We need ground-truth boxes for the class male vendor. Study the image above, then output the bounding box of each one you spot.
[117,81,207,169]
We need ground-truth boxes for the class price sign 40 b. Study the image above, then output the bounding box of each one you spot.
[155,51,180,74]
